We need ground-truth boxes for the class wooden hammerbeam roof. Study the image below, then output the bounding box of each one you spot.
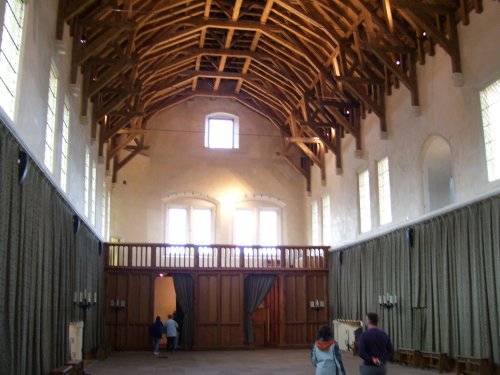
[56,0,489,187]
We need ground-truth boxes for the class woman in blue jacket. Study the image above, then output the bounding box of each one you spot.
[311,325,347,375]
[149,316,163,355]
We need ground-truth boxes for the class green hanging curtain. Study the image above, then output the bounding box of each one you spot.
[244,274,276,344]
[173,273,195,348]
[0,122,17,375]
[329,195,500,366]
[0,121,104,374]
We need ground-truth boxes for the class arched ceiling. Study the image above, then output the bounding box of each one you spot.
[56,0,484,186]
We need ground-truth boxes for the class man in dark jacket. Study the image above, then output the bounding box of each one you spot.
[149,316,163,355]
[358,313,393,374]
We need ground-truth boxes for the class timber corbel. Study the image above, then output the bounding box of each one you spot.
[55,0,99,40]
[361,43,419,106]
[394,2,462,73]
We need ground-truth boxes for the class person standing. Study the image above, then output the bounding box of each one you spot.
[164,314,179,352]
[149,316,163,355]
[311,325,347,375]
[358,312,394,374]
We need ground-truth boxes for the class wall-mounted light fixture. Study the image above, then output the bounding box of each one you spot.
[309,299,325,311]
[379,293,397,309]
[110,299,126,350]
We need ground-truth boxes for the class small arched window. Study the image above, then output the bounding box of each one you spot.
[421,136,455,212]
[204,112,239,149]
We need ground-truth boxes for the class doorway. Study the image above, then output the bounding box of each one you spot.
[154,275,177,347]
[251,277,280,347]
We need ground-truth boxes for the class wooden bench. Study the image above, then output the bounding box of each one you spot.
[420,351,450,373]
[398,348,422,367]
[51,365,73,374]
[96,342,112,360]
[66,360,83,375]
[456,356,491,375]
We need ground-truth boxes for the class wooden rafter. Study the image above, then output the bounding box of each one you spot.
[59,0,488,186]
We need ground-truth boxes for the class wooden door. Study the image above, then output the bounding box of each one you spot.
[250,277,280,346]
[251,306,267,346]
[265,277,280,346]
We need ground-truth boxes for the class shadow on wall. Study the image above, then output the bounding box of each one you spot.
[421,135,455,212]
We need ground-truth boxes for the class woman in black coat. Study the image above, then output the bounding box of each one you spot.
[149,316,163,355]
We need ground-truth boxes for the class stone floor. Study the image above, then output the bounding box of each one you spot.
[86,349,439,375]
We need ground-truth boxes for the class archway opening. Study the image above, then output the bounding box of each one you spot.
[422,136,455,212]
[154,276,177,348]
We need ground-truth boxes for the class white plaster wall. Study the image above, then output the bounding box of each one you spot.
[110,97,307,244]
[308,2,500,247]
[0,0,108,238]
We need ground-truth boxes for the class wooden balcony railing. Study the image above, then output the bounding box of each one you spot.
[104,243,329,270]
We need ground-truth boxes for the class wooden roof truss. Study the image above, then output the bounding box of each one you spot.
[56,0,490,188]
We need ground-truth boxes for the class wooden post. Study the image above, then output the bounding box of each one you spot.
[127,245,132,268]
[103,243,108,266]
[151,246,156,268]
[240,247,245,268]
[194,246,199,269]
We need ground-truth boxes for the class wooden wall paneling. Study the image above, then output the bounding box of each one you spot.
[105,272,128,349]
[127,274,140,322]
[191,272,199,349]
[306,274,317,343]
[117,273,128,349]
[142,273,154,349]
[198,274,218,323]
[104,269,328,350]
[306,274,330,343]
[126,273,137,349]
[220,274,243,347]
[279,274,286,346]
[125,273,152,349]
[283,274,309,346]
[105,273,115,323]
[318,274,329,324]
[104,272,115,346]
[196,274,219,348]
[283,275,294,345]
[219,275,231,322]
[296,274,307,346]
[281,273,330,347]
[269,277,280,345]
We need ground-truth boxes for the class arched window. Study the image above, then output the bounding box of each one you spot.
[480,78,500,182]
[233,198,283,246]
[421,136,455,212]
[164,195,217,245]
[0,0,26,120]
[204,112,239,149]
[358,169,371,233]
